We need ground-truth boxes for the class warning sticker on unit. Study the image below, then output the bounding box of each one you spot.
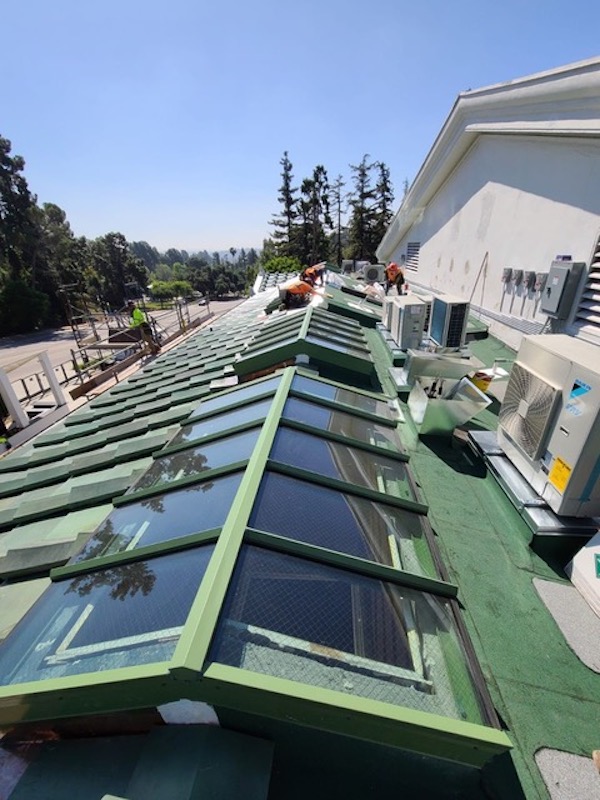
[548,456,572,493]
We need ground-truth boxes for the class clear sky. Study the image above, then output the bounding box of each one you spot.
[3,0,600,253]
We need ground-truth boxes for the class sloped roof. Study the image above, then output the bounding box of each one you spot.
[0,286,598,799]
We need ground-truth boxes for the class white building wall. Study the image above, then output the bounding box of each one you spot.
[391,135,600,349]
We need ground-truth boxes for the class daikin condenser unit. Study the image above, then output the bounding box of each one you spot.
[429,295,469,349]
[497,334,600,517]
[389,296,428,350]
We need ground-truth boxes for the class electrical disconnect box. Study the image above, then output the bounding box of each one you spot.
[502,268,513,283]
[512,269,524,287]
[540,261,585,319]
[525,271,536,291]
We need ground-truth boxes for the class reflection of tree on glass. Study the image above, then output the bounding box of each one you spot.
[67,561,156,601]
[134,450,210,491]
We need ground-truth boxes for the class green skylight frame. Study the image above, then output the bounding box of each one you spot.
[0,366,511,768]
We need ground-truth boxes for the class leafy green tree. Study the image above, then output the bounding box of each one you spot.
[0,136,40,285]
[164,248,185,266]
[130,240,160,270]
[170,279,193,298]
[153,262,173,281]
[90,232,148,308]
[0,279,49,334]
[262,255,302,274]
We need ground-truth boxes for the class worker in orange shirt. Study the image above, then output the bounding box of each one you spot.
[384,261,405,295]
[282,275,331,310]
[301,261,327,286]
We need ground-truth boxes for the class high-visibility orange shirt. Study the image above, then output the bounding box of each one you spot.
[287,279,314,296]
[385,263,401,281]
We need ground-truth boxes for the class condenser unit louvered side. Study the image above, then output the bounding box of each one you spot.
[497,334,600,517]
[365,264,386,283]
[498,363,560,460]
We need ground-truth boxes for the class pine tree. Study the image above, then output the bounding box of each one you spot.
[269,151,299,257]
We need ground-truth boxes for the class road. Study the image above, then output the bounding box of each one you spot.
[0,297,244,398]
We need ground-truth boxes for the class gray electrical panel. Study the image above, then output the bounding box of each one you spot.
[540,261,585,319]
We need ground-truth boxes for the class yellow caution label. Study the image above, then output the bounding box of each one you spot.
[548,456,572,493]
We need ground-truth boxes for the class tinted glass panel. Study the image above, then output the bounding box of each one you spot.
[210,546,486,722]
[0,547,214,683]
[190,376,280,415]
[292,375,395,419]
[75,473,242,561]
[270,429,415,501]
[250,472,436,575]
[133,429,260,491]
[282,398,403,452]
[170,398,272,446]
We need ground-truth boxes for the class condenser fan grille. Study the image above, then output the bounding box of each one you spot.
[499,363,560,459]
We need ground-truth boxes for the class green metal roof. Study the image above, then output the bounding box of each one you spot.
[0,288,592,798]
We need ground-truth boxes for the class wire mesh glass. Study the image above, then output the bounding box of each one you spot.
[249,472,437,576]
[209,546,487,724]
[282,397,404,453]
[0,546,214,684]
[291,375,396,420]
[270,428,415,502]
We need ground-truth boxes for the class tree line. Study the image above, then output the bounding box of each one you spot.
[261,151,395,273]
[0,134,398,336]
[0,136,258,335]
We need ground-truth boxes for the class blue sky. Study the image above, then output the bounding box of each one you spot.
[3,0,600,253]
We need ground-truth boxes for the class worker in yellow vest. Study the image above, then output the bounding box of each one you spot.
[127,301,160,354]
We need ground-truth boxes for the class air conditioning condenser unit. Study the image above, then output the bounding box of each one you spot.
[497,334,600,517]
[429,295,469,349]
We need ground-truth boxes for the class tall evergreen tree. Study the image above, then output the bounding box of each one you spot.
[346,154,379,262]
[372,161,395,248]
[329,174,346,266]
[299,165,332,265]
[269,151,299,257]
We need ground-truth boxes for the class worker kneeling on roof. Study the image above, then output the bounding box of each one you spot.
[280,266,332,311]
[301,261,327,286]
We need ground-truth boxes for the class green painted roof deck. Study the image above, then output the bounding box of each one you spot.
[0,288,594,798]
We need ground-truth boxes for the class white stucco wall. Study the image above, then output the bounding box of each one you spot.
[390,134,600,349]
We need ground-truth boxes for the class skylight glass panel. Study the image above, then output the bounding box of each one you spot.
[0,546,214,684]
[132,429,260,491]
[291,375,395,419]
[270,429,415,501]
[250,472,436,575]
[209,546,487,723]
[189,375,280,416]
[74,473,243,561]
[282,398,403,452]
[170,398,273,447]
